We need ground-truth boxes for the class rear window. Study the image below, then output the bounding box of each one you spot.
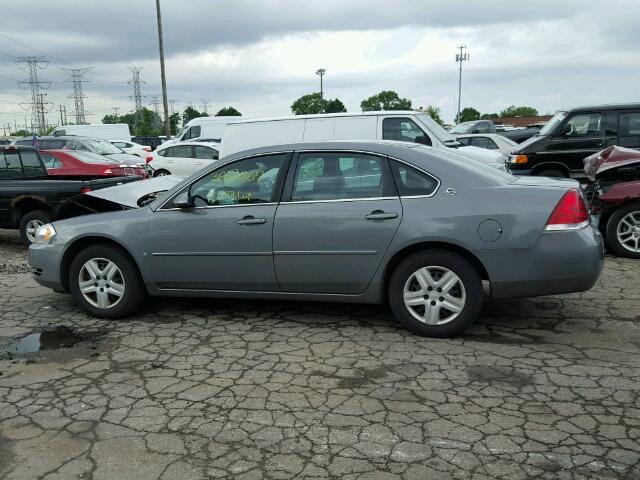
[71,151,115,164]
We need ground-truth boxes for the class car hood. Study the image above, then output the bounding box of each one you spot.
[86,175,183,208]
[584,146,640,180]
[512,133,545,153]
[455,145,505,165]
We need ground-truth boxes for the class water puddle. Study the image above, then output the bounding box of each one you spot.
[4,326,88,356]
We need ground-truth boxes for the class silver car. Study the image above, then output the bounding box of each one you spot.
[29,141,604,337]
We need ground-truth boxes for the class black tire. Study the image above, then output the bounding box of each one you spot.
[69,244,146,318]
[19,209,51,246]
[388,250,484,337]
[535,169,567,178]
[154,169,171,177]
[606,201,640,259]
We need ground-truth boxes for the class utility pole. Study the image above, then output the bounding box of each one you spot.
[200,98,209,115]
[16,56,51,135]
[61,67,92,124]
[315,68,326,104]
[455,45,469,124]
[59,105,64,126]
[63,106,67,125]
[155,0,171,139]
[112,106,120,121]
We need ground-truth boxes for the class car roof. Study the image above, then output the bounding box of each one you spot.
[159,141,218,148]
[227,111,420,125]
[566,102,640,113]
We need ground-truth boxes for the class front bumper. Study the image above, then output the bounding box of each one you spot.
[29,242,66,292]
[489,225,604,299]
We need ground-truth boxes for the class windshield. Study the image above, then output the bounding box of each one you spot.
[415,114,458,144]
[448,122,474,134]
[72,151,118,164]
[175,126,188,139]
[539,111,567,135]
[85,139,124,155]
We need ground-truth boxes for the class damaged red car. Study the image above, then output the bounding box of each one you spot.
[584,146,640,258]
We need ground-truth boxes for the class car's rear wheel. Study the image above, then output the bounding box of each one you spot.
[388,250,484,337]
[606,201,640,258]
[535,169,566,178]
[19,210,50,246]
[69,244,145,318]
[154,169,170,177]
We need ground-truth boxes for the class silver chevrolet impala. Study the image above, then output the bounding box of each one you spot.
[29,141,604,337]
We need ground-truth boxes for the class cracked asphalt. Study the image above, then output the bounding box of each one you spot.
[0,228,639,479]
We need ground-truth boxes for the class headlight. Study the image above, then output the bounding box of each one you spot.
[34,223,56,244]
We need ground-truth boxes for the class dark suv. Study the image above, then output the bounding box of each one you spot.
[508,103,640,178]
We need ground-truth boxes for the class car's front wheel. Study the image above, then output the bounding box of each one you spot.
[19,209,51,246]
[606,201,640,258]
[69,244,145,318]
[388,250,484,337]
[154,169,171,177]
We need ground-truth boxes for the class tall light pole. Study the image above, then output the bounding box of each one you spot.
[455,45,469,124]
[315,68,326,111]
[155,0,171,139]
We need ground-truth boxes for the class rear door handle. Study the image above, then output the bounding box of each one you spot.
[238,216,266,225]
[365,210,398,220]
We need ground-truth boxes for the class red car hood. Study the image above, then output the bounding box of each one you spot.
[584,146,640,180]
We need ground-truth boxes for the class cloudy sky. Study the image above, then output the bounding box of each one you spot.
[1,0,639,130]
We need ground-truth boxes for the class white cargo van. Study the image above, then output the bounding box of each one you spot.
[219,111,505,167]
[51,123,131,141]
[163,116,243,146]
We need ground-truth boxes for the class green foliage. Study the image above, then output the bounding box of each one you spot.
[216,106,242,116]
[424,106,444,126]
[499,105,539,117]
[11,129,29,136]
[291,92,326,115]
[182,106,203,125]
[103,112,136,135]
[135,108,159,136]
[458,107,481,123]
[169,112,181,135]
[324,98,347,113]
[360,90,411,111]
[480,113,499,120]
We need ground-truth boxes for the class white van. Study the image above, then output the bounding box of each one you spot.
[163,116,243,146]
[219,112,505,167]
[51,123,131,141]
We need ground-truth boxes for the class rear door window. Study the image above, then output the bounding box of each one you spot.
[619,112,640,147]
[19,151,44,177]
[390,161,439,197]
[195,146,218,160]
[172,145,193,158]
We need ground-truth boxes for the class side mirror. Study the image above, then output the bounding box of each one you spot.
[562,123,572,136]
[173,191,192,208]
[414,135,429,146]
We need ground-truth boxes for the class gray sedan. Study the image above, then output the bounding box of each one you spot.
[29,141,604,337]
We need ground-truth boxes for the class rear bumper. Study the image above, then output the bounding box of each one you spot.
[28,242,66,292]
[490,225,604,299]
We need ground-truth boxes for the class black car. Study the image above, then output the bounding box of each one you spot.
[0,146,140,245]
[131,136,165,151]
[509,103,640,178]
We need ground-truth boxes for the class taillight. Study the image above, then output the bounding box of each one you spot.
[80,187,92,194]
[143,146,151,152]
[510,154,528,165]
[145,155,153,164]
[545,189,589,231]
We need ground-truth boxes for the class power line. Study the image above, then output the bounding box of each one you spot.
[455,45,470,124]
[61,67,93,125]
[200,98,209,115]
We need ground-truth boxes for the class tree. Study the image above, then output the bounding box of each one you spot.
[291,92,325,115]
[11,129,29,136]
[324,98,347,113]
[216,106,242,116]
[480,113,499,120]
[458,107,480,123]
[499,105,539,117]
[424,105,444,126]
[360,90,411,111]
[135,108,159,136]
[182,106,203,125]
[169,112,181,135]
[103,112,136,135]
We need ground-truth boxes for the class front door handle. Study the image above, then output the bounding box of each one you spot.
[238,215,266,225]
[365,210,398,220]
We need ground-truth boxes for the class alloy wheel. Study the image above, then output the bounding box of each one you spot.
[78,258,125,309]
[403,266,466,325]
[616,211,640,253]
[25,219,45,243]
